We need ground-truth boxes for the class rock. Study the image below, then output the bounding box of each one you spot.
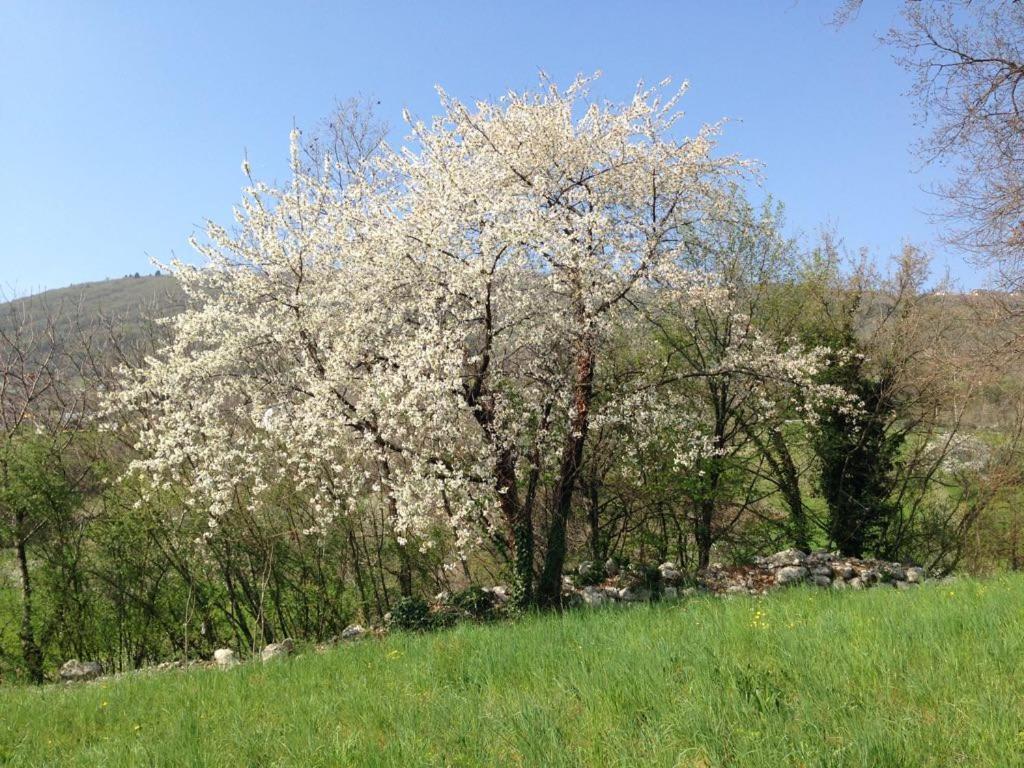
[906,567,926,584]
[831,578,848,590]
[662,586,679,601]
[775,566,809,586]
[618,587,651,602]
[59,659,103,682]
[767,549,808,568]
[340,624,366,641]
[603,559,620,577]
[831,564,855,580]
[580,586,608,606]
[601,585,621,600]
[895,580,916,590]
[213,648,237,668]
[811,575,832,587]
[681,587,698,597]
[849,577,865,590]
[811,566,832,578]
[260,638,294,662]
[882,564,907,582]
[658,561,683,584]
[725,585,749,595]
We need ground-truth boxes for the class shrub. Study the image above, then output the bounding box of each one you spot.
[451,587,498,621]
[388,597,434,632]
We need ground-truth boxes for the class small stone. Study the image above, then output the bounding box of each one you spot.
[812,575,832,588]
[213,648,237,668]
[775,566,809,586]
[580,586,607,606]
[260,638,294,662]
[59,659,103,682]
[906,567,926,584]
[341,624,366,641]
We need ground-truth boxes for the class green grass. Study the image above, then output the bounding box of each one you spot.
[2,579,1023,767]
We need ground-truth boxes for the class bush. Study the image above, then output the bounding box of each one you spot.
[388,597,434,632]
[451,587,498,621]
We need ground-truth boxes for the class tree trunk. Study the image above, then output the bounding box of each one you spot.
[768,427,809,551]
[537,341,595,608]
[496,447,533,611]
[15,512,44,684]
[695,499,714,571]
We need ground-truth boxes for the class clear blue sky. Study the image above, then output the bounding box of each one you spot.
[0,1,976,293]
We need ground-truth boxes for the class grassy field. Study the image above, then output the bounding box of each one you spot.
[1,579,1022,767]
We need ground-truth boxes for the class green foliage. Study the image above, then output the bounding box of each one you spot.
[388,597,435,632]
[450,587,498,622]
[1,578,1022,766]
[811,324,904,557]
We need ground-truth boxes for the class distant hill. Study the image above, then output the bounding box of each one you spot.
[0,275,186,366]
[0,274,185,325]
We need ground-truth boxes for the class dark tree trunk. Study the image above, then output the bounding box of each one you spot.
[537,342,595,609]
[695,499,714,571]
[15,513,44,684]
[496,446,533,611]
[768,427,809,551]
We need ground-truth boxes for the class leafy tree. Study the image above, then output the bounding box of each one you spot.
[813,340,903,557]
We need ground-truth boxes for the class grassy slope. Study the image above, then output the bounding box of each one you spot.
[2,579,1023,767]
[0,275,183,318]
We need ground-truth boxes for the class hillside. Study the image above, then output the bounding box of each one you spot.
[0,274,185,328]
[2,578,1021,767]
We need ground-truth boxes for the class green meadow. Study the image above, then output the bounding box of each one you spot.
[2,578,1022,767]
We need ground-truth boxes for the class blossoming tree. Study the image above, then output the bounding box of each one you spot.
[109,75,845,609]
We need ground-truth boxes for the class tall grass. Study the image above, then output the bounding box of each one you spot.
[2,578,1022,767]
